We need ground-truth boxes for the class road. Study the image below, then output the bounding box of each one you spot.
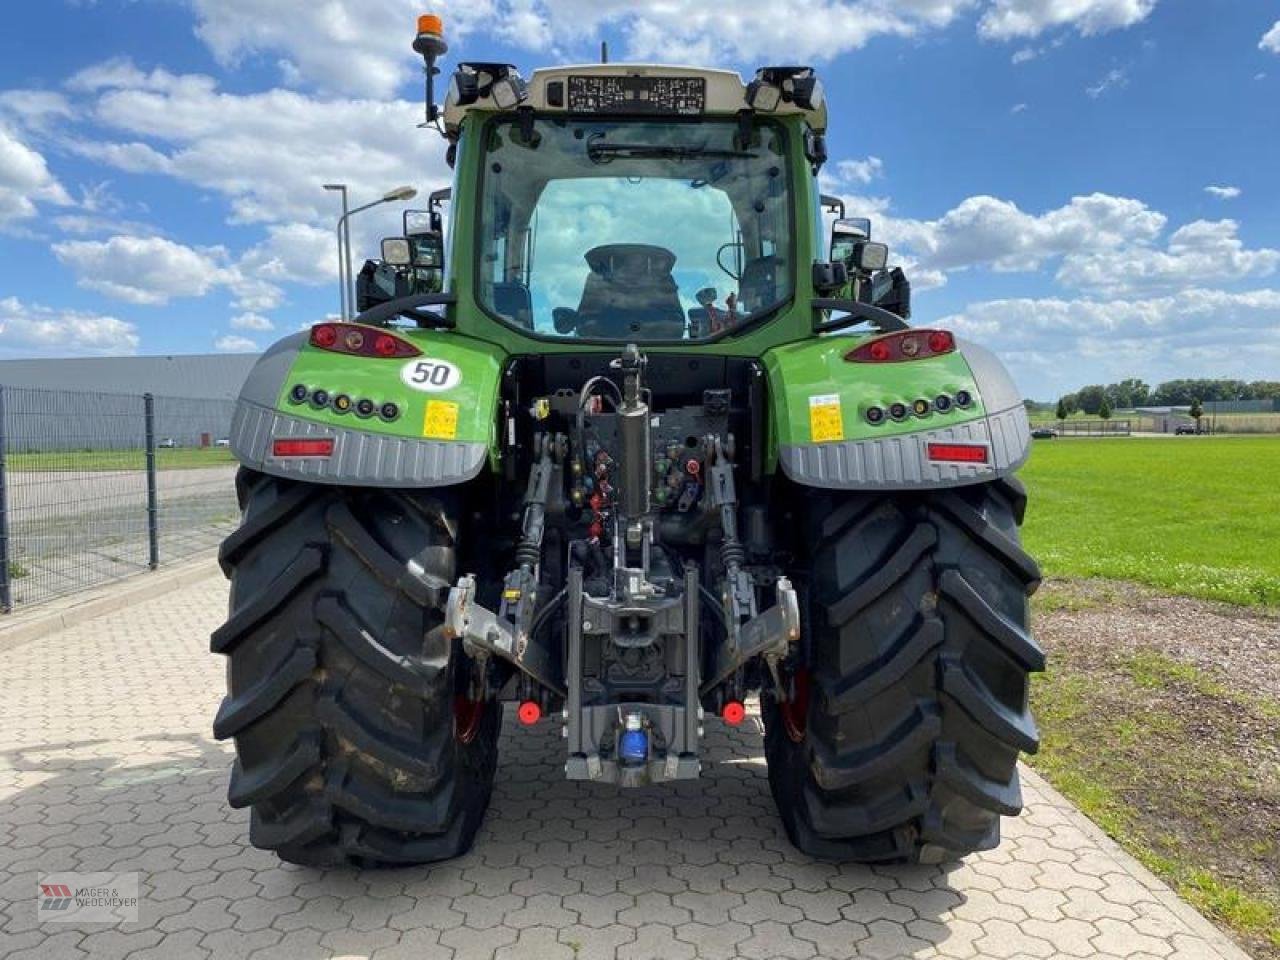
[0,571,1251,960]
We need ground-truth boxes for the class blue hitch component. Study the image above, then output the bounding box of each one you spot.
[618,714,648,766]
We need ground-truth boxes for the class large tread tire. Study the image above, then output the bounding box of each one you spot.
[763,478,1043,864]
[211,468,500,867]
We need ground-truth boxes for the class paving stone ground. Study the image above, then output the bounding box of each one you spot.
[0,569,1254,960]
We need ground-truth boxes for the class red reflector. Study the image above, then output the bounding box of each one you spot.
[272,438,335,458]
[869,340,892,362]
[928,330,954,353]
[721,701,746,726]
[374,333,398,357]
[927,443,988,463]
[517,701,541,725]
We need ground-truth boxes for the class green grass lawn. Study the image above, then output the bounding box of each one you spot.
[8,447,237,472]
[1020,436,1280,606]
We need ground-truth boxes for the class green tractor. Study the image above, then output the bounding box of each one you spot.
[212,15,1043,867]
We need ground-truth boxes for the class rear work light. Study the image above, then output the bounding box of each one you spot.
[847,329,956,363]
[927,443,988,464]
[272,438,335,458]
[309,323,420,359]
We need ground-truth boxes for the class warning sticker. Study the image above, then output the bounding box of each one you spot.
[808,394,844,443]
[423,400,459,440]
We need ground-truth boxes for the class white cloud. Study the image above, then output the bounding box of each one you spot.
[834,157,884,185]
[0,296,139,357]
[1011,47,1039,64]
[214,334,260,352]
[0,125,72,226]
[882,192,1167,274]
[78,61,445,230]
[818,175,1279,300]
[1086,67,1128,98]
[1011,102,1028,113]
[170,0,1156,98]
[980,0,1157,40]
[1204,185,1241,200]
[1057,219,1280,296]
[52,235,230,305]
[1260,20,1280,54]
[230,312,274,331]
[239,222,337,285]
[936,288,1280,394]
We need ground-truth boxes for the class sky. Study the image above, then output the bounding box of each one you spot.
[0,1,1278,400]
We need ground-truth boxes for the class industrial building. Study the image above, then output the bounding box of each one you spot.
[0,353,260,452]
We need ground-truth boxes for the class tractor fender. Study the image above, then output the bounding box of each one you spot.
[764,336,1030,490]
[228,330,501,487]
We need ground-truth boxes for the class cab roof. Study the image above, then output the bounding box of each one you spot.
[442,63,827,135]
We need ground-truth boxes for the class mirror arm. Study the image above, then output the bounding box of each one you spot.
[812,298,910,334]
[354,292,457,329]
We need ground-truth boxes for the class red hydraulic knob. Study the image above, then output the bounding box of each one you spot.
[721,701,746,726]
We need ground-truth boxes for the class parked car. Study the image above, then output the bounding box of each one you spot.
[214,437,230,447]
[1174,424,1204,435]
[157,437,177,448]
[1031,427,1058,439]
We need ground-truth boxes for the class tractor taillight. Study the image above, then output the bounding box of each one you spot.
[847,329,956,363]
[927,443,988,463]
[272,438,335,458]
[312,324,338,348]
[309,322,420,358]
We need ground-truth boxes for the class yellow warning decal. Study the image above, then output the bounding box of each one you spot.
[808,393,844,443]
[423,400,459,440]
[502,588,522,601]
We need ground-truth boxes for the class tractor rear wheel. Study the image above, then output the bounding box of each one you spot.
[211,469,500,867]
[763,479,1043,863]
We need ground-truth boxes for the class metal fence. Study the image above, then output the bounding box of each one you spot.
[1051,418,1132,437]
[0,385,239,611]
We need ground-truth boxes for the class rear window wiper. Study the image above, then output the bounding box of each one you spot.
[587,142,757,164]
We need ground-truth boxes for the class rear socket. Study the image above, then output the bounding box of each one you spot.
[865,405,885,425]
[379,401,400,422]
[288,383,308,404]
[955,389,973,408]
[889,402,908,422]
[934,394,953,412]
[310,389,330,409]
[355,398,376,418]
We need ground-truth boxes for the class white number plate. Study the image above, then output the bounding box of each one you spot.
[400,358,462,393]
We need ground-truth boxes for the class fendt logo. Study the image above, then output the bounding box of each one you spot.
[38,883,74,911]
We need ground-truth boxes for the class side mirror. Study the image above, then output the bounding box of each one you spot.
[381,237,413,266]
[830,217,871,265]
[408,230,444,268]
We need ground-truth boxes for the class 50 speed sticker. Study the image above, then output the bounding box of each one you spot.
[401,357,462,393]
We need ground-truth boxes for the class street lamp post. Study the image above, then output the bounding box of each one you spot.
[323,183,349,319]
[334,186,418,319]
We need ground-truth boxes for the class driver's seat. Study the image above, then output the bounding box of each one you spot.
[572,244,685,338]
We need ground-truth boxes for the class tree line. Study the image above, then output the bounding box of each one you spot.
[1046,379,1280,417]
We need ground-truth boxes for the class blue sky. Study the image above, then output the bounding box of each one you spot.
[1,0,1278,399]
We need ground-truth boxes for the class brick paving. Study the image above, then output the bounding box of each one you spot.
[0,570,1253,959]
